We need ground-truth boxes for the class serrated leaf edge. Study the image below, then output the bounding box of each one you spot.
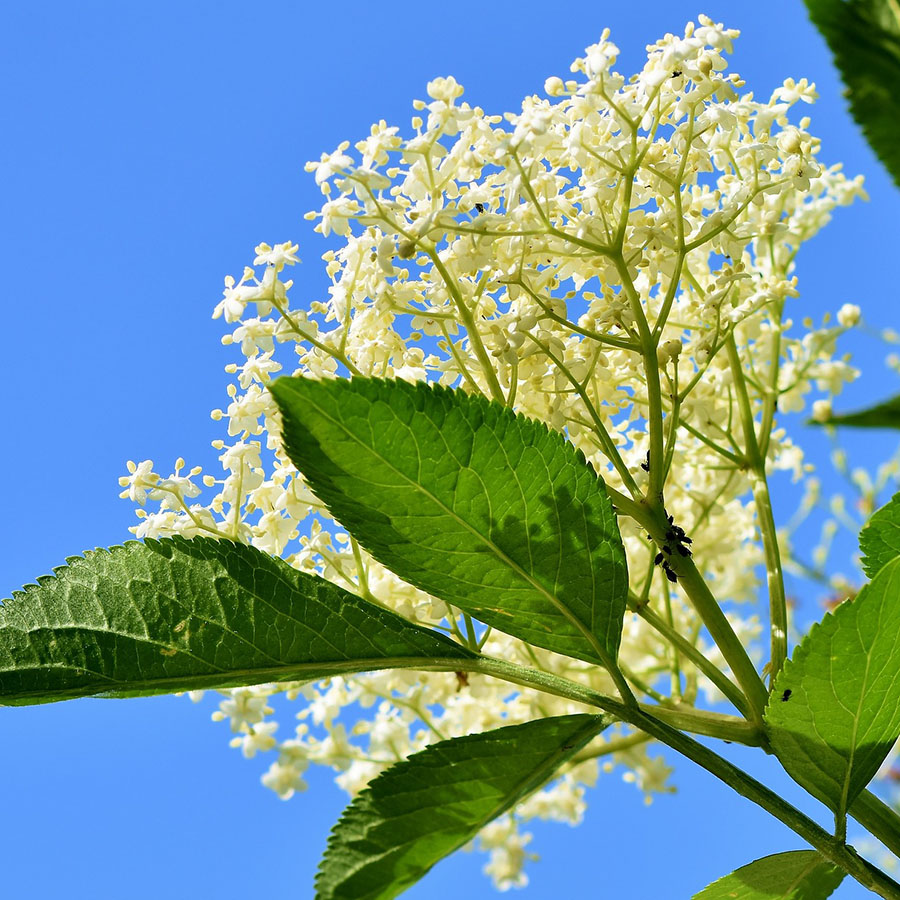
[313,714,608,900]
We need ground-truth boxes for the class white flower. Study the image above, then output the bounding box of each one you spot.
[318,197,363,237]
[837,303,861,328]
[479,817,534,891]
[773,77,818,105]
[426,76,464,102]
[261,760,308,800]
[118,459,158,506]
[212,688,273,733]
[355,120,401,168]
[252,509,297,554]
[236,351,282,388]
[544,76,565,96]
[214,274,265,322]
[305,142,354,185]
[580,31,619,78]
[123,18,867,887]
[812,399,833,423]
[253,241,300,271]
[311,723,357,771]
[230,720,278,758]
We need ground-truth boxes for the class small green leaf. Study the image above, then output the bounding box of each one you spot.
[812,393,900,429]
[765,557,900,817]
[315,714,610,900]
[805,0,900,187]
[692,850,844,899]
[0,536,474,705]
[860,492,900,578]
[270,377,629,667]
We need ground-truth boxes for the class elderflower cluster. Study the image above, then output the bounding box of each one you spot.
[121,18,866,890]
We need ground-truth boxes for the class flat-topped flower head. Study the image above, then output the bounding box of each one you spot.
[122,18,866,890]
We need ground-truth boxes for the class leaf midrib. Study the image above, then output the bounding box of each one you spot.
[781,853,824,896]
[838,634,876,818]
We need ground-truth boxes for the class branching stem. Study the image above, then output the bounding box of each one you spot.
[463,657,900,899]
[725,332,788,682]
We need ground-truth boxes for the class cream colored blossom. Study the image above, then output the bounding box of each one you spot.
[122,17,867,890]
[837,303,861,328]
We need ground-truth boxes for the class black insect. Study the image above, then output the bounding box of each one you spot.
[781,689,792,702]
[653,553,679,582]
[474,202,486,214]
[652,512,696,585]
[640,450,650,472]
[672,70,682,78]
[663,517,693,559]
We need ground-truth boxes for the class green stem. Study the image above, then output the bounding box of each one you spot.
[362,684,449,742]
[725,332,788,683]
[475,626,494,652]
[620,662,671,705]
[462,613,479,652]
[167,490,230,539]
[851,790,900,861]
[754,475,789,683]
[527,333,641,498]
[464,658,900,896]
[349,537,375,604]
[569,730,651,764]
[612,255,666,503]
[270,297,362,377]
[639,503,769,725]
[605,486,650,523]
[515,278,638,351]
[678,419,745,466]
[631,711,900,900]
[426,250,505,404]
[757,296,785,461]
[439,322,482,395]
[627,593,749,717]
[466,657,763,746]
[661,577,684,702]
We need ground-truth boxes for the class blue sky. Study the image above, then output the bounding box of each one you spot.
[2,2,899,897]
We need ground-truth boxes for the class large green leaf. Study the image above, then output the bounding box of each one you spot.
[765,557,900,817]
[270,377,628,667]
[315,714,610,900]
[859,492,900,578]
[0,536,475,705]
[692,851,844,899]
[812,393,900,429]
[805,0,900,187]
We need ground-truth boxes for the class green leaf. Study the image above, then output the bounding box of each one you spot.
[811,393,900,429]
[804,0,900,187]
[860,492,900,578]
[0,536,475,706]
[270,377,628,667]
[315,714,610,900]
[692,850,844,899]
[765,556,900,817]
